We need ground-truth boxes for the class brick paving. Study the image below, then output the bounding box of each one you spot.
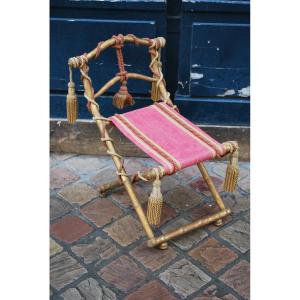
[50,153,250,300]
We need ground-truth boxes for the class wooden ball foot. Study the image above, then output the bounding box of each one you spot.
[214,219,223,226]
[158,242,168,250]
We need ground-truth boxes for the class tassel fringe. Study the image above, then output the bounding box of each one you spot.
[151,81,159,102]
[113,82,135,109]
[223,146,239,192]
[150,47,162,102]
[147,169,163,226]
[66,81,78,124]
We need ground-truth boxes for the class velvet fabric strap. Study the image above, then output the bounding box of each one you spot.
[110,102,226,174]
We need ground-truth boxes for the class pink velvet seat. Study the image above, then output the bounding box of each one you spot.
[110,102,227,174]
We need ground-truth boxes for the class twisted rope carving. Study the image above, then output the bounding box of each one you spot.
[148,38,175,108]
[79,64,99,111]
[223,141,239,154]
[106,148,128,179]
[135,166,164,183]
[93,116,111,124]
[127,34,140,45]
[84,92,98,109]
[95,41,104,59]
[112,34,128,82]
[69,53,88,68]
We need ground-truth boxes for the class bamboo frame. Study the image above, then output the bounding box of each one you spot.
[68,34,234,250]
[147,209,231,247]
[197,162,225,211]
[68,35,155,67]
[94,73,157,99]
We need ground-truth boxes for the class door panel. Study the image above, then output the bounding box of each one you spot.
[190,23,250,98]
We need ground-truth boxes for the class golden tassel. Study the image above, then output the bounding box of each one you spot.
[151,81,159,102]
[147,169,163,226]
[150,47,162,102]
[223,147,239,192]
[66,66,78,124]
[113,81,135,109]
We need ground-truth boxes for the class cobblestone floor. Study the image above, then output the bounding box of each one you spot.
[50,153,250,300]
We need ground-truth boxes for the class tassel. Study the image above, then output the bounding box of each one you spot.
[223,147,239,192]
[151,81,159,102]
[147,169,163,226]
[66,81,78,124]
[66,66,78,124]
[151,48,162,102]
[113,81,135,109]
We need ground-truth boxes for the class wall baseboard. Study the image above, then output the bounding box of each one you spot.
[50,119,250,161]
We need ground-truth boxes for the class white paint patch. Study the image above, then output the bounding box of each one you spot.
[178,80,188,89]
[238,86,250,97]
[207,40,211,44]
[217,89,235,97]
[178,81,184,88]
[192,64,200,68]
[216,47,220,51]
[190,72,204,80]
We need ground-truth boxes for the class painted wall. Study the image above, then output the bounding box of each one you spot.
[50,0,250,126]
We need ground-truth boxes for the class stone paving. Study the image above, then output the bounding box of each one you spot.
[50,153,250,300]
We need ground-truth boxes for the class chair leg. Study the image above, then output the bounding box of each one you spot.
[90,109,157,244]
[114,168,168,249]
[122,176,169,249]
[99,160,230,249]
[197,162,226,225]
[79,65,166,249]
[122,176,156,240]
[104,147,156,242]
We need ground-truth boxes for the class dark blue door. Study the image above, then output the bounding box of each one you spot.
[175,0,250,126]
[50,0,250,126]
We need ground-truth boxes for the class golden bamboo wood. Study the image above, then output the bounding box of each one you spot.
[147,209,231,247]
[94,73,157,99]
[68,36,174,108]
[99,167,166,195]
[127,73,158,82]
[94,76,120,98]
[68,35,163,68]
[197,162,226,211]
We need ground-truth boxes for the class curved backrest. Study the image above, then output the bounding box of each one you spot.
[67,34,172,106]
[65,34,177,126]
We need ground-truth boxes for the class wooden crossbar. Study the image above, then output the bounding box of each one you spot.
[147,209,231,248]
